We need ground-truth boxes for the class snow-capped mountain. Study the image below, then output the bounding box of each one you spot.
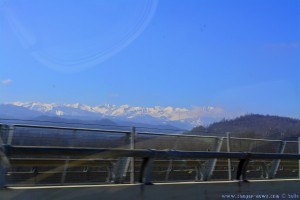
[1,102,235,129]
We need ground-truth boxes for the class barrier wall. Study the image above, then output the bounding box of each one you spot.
[1,179,300,200]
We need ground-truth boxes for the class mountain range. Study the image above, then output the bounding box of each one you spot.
[0,102,234,130]
[1,103,300,140]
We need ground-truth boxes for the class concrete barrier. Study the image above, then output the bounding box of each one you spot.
[1,179,300,200]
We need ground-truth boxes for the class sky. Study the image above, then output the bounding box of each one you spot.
[1,0,300,119]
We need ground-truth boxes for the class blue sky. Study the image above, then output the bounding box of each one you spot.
[1,0,300,118]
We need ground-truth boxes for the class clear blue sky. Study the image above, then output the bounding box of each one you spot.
[1,0,300,118]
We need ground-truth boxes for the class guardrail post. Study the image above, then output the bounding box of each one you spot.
[268,141,286,179]
[139,157,153,185]
[0,137,10,188]
[130,126,136,184]
[113,128,134,183]
[113,158,131,183]
[7,125,14,145]
[61,157,69,185]
[236,153,251,181]
[0,124,5,142]
[202,137,223,181]
[0,125,15,146]
[261,162,270,178]
[227,132,232,180]
[195,161,205,181]
[165,160,173,181]
[165,136,179,181]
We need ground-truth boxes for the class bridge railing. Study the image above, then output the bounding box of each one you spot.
[1,144,300,188]
[0,123,300,187]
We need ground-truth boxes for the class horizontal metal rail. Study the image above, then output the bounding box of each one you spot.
[5,124,131,134]
[137,131,219,139]
[228,136,298,143]
[3,124,218,139]
[8,158,115,167]
[10,158,293,164]
[2,123,298,143]
[3,145,300,160]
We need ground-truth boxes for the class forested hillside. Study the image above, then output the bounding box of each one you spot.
[189,114,300,140]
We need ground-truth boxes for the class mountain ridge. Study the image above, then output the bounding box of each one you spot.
[189,114,300,140]
[1,102,231,129]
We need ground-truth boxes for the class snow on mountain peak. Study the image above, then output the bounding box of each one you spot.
[8,102,230,127]
[56,110,64,116]
[11,102,58,112]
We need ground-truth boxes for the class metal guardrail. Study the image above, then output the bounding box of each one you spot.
[0,123,300,187]
[3,145,300,160]
[7,123,297,142]
[1,145,300,187]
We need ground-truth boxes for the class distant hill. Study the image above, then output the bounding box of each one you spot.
[189,114,300,140]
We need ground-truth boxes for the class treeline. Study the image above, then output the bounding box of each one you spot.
[188,114,300,140]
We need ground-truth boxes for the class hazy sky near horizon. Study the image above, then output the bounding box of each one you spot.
[1,0,300,118]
